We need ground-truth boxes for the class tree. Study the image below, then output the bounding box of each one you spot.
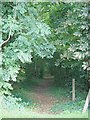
[0,2,56,95]
[38,2,88,86]
[0,1,88,95]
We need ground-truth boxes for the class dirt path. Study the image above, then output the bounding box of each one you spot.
[30,75,57,114]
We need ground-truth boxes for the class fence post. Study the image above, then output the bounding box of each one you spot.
[82,89,90,112]
[72,78,75,101]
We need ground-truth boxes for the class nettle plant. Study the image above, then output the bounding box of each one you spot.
[0,2,56,95]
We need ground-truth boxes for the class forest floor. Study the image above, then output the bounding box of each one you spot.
[1,74,88,118]
[30,79,56,113]
[20,74,71,114]
[25,75,59,114]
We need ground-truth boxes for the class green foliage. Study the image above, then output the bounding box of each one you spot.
[51,100,85,113]
[0,1,88,99]
[48,86,87,113]
[40,2,88,86]
[12,88,37,107]
[0,2,89,119]
[0,2,56,94]
[41,3,88,59]
[2,95,23,110]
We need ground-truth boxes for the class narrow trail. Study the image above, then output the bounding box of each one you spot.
[30,74,57,114]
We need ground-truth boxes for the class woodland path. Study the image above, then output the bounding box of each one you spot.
[29,74,57,114]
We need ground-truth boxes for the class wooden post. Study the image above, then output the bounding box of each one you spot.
[82,89,90,112]
[72,78,75,101]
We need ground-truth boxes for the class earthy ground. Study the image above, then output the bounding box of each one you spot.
[26,74,57,114]
[31,76,57,114]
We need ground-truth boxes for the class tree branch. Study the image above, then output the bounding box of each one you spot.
[0,28,12,48]
[0,3,17,49]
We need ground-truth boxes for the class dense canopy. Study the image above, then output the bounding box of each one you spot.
[0,1,89,111]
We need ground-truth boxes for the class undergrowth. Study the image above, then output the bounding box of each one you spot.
[47,85,88,114]
[1,79,88,119]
